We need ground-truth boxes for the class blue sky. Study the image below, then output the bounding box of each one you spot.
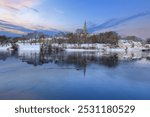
[38,0,150,28]
[0,0,150,38]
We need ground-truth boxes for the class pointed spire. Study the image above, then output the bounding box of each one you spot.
[83,19,87,34]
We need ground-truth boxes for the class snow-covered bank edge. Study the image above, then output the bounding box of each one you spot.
[18,43,41,51]
[0,43,149,52]
[65,49,102,52]
[0,45,12,51]
[64,48,147,52]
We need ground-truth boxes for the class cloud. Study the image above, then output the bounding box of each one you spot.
[24,6,39,13]
[0,20,33,35]
[0,0,40,13]
[0,27,26,35]
[118,27,150,39]
[0,18,61,36]
[54,8,64,14]
[88,11,150,32]
[0,0,49,35]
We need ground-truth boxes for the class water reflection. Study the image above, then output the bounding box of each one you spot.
[2,51,120,76]
[0,50,150,100]
[0,50,150,77]
[0,51,12,61]
[0,50,150,68]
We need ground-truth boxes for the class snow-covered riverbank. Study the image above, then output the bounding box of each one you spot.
[0,43,149,52]
[65,49,100,52]
[17,43,41,51]
[0,45,11,51]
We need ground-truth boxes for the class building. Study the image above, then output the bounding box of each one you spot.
[75,20,88,36]
[83,20,87,35]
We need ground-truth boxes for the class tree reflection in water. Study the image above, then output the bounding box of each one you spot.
[18,51,119,68]
[0,50,150,70]
[0,51,12,61]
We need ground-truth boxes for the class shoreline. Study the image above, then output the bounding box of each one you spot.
[0,43,149,52]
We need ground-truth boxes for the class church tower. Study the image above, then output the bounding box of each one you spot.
[83,20,87,35]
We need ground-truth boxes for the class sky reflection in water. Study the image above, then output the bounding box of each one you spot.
[0,50,150,100]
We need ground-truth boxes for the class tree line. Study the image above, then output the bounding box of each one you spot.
[1,31,150,45]
[52,31,120,45]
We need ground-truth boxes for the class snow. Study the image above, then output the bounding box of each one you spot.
[0,40,149,53]
[65,49,100,52]
[0,45,11,51]
[52,43,109,51]
[0,43,41,51]
[118,40,143,49]
[135,58,150,65]
[63,43,107,51]
[18,43,41,51]
[106,48,125,52]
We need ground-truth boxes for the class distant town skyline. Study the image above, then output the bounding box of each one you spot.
[0,0,150,38]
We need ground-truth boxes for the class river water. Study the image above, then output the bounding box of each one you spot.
[0,50,150,100]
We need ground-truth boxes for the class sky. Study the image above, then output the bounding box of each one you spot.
[0,0,150,38]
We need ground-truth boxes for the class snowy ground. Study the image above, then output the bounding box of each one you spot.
[65,49,101,52]
[0,43,149,52]
[0,45,11,51]
[17,43,41,51]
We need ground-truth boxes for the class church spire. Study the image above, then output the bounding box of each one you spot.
[83,19,87,34]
